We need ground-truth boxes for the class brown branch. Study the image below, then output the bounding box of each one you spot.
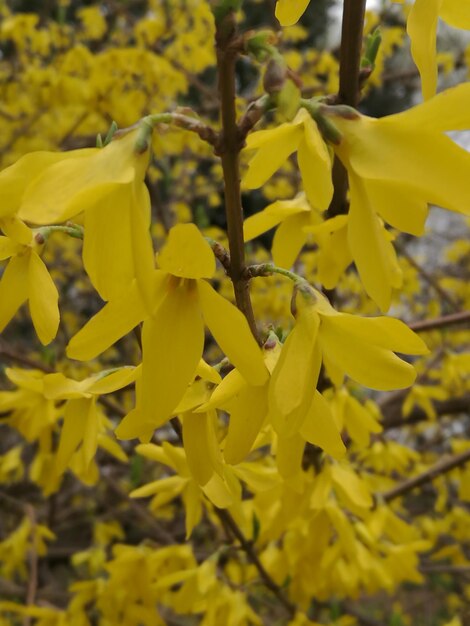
[169,417,296,617]
[215,12,259,341]
[408,310,470,333]
[420,564,470,575]
[338,0,367,107]
[382,448,470,503]
[382,394,470,430]
[214,507,296,618]
[327,0,366,218]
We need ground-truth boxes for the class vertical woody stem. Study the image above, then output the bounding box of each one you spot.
[216,12,259,341]
[327,0,367,218]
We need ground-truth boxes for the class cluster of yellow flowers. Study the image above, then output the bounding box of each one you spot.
[0,0,470,624]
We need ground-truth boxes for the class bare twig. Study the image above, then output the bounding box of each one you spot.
[215,11,259,341]
[327,0,366,218]
[382,394,470,430]
[382,448,470,503]
[214,507,296,618]
[408,310,470,333]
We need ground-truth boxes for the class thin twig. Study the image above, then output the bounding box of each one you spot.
[214,507,296,618]
[382,448,470,503]
[420,564,470,575]
[382,394,470,430]
[408,310,470,333]
[170,417,296,617]
[215,11,259,341]
[327,0,366,218]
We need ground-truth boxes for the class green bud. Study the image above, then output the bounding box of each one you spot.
[361,28,382,70]
[245,30,277,62]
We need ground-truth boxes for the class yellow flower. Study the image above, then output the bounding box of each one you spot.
[0,127,154,303]
[0,223,58,344]
[329,83,470,310]
[244,192,350,286]
[130,442,235,537]
[243,108,333,212]
[68,223,268,438]
[42,367,137,477]
[393,0,470,100]
[269,286,428,437]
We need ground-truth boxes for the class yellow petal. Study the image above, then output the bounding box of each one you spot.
[300,391,346,459]
[28,252,59,345]
[365,179,428,236]
[275,0,310,26]
[67,279,148,360]
[130,182,156,313]
[183,480,203,538]
[56,398,91,474]
[243,196,309,242]
[197,368,247,412]
[141,282,204,428]
[348,174,402,311]
[0,236,21,260]
[407,0,440,100]
[335,112,470,218]
[396,82,470,132]
[131,475,184,498]
[440,0,470,27]
[183,411,222,486]
[19,129,148,224]
[0,254,29,338]
[198,280,268,386]
[195,359,222,385]
[331,464,373,509]
[0,150,94,218]
[276,432,304,478]
[157,223,215,279]
[86,366,140,395]
[298,113,334,210]
[319,316,418,391]
[224,383,268,465]
[321,313,428,355]
[243,123,302,189]
[1,217,33,245]
[83,188,135,301]
[269,307,321,436]
[43,373,90,400]
[344,395,382,447]
[272,212,309,269]
[202,472,236,508]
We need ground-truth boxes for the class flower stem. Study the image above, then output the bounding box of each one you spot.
[215,10,259,342]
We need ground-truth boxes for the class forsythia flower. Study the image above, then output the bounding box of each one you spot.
[243,108,333,212]
[329,83,470,310]
[0,222,58,344]
[269,284,428,436]
[68,223,268,438]
[244,192,350,285]
[393,0,470,99]
[0,127,155,303]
